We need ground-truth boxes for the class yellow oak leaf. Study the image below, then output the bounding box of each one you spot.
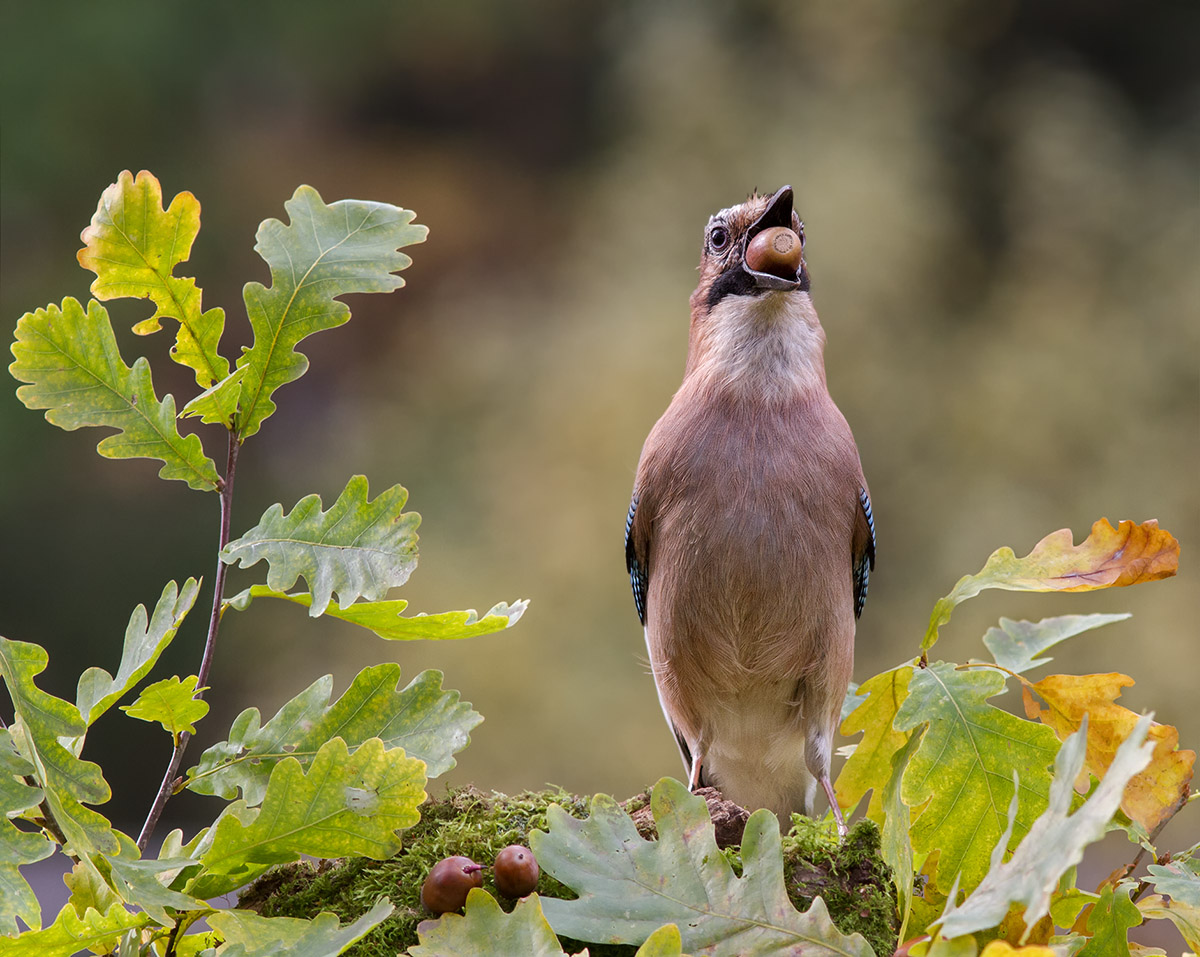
[835,665,913,822]
[1027,673,1194,833]
[979,942,1057,956]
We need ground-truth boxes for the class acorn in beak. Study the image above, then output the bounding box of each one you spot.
[742,185,805,290]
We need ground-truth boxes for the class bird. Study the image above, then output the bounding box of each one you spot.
[624,185,874,836]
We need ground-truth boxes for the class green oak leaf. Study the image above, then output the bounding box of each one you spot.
[106,856,206,927]
[1144,846,1200,906]
[0,728,51,933]
[937,714,1153,939]
[119,675,209,741]
[922,519,1177,654]
[1137,850,1200,950]
[3,902,150,957]
[74,579,200,729]
[190,736,425,899]
[235,185,426,439]
[179,366,245,426]
[0,638,117,858]
[1078,885,1140,957]
[76,169,230,389]
[979,614,1131,676]
[532,777,873,956]
[221,475,419,617]
[166,932,220,956]
[63,856,122,920]
[0,822,56,935]
[206,900,393,957]
[1050,886,1100,932]
[894,662,1061,896]
[10,297,220,491]
[225,584,528,640]
[0,727,41,817]
[882,728,922,943]
[411,891,589,957]
[186,664,480,804]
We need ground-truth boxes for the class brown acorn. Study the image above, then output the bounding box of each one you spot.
[744,225,803,279]
[493,844,539,898]
[420,855,485,914]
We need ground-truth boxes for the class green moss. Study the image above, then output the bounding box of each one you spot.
[239,788,896,957]
[782,816,897,957]
[709,816,896,955]
[242,785,597,957]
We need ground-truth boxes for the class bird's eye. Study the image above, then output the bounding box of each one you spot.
[709,225,730,251]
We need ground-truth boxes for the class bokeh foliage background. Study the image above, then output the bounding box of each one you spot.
[2,0,1196,853]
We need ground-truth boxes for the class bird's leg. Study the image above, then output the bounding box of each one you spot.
[820,773,847,838]
[687,747,706,792]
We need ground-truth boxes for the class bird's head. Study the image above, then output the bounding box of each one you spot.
[690,185,809,317]
[684,186,825,398]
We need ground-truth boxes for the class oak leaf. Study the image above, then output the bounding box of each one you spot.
[410,892,590,957]
[894,663,1061,895]
[10,298,221,491]
[77,169,229,389]
[936,716,1153,940]
[1077,886,1140,956]
[924,519,1178,653]
[1025,673,1194,833]
[835,665,913,822]
[978,943,1057,956]
[221,475,419,617]
[186,664,480,804]
[235,185,426,439]
[532,777,873,956]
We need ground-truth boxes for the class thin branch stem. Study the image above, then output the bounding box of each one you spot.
[33,793,69,849]
[137,429,240,853]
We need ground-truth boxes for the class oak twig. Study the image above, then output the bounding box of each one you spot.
[138,429,240,853]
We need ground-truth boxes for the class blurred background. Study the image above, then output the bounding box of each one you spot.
[2,0,1197,924]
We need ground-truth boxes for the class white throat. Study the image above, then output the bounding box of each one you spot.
[693,291,826,403]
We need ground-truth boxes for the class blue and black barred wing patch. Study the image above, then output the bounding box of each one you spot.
[854,485,876,619]
[625,493,648,625]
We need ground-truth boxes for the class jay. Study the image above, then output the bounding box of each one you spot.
[625,186,874,836]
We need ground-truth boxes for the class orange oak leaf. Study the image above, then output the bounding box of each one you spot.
[924,519,1179,653]
[1027,672,1194,834]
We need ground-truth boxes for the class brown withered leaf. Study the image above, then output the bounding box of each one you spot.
[1026,673,1195,833]
[923,519,1179,653]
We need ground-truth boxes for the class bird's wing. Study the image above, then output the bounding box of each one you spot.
[627,488,703,781]
[625,491,649,625]
[853,485,876,619]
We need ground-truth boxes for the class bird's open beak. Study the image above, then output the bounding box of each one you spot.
[742,185,805,290]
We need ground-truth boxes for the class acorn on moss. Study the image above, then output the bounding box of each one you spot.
[493,844,539,898]
[420,855,485,914]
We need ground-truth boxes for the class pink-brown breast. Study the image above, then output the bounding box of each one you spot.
[636,382,861,741]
